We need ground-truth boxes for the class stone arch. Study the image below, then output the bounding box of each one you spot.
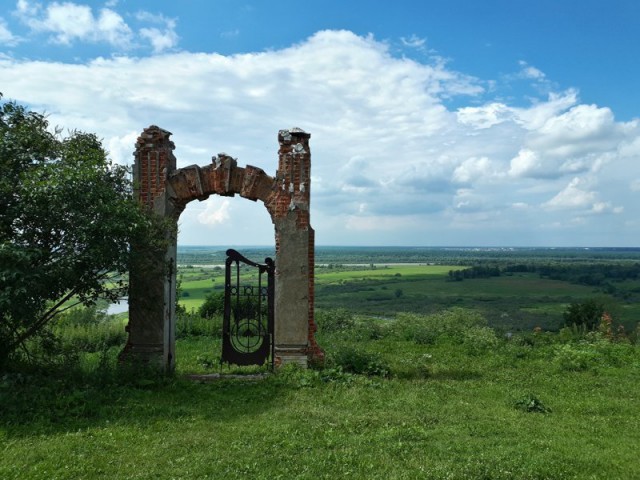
[119,126,323,371]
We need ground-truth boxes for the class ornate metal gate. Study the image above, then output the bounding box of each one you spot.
[222,249,275,368]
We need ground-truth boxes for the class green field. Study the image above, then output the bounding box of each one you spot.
[3,249,640,479]
[177,263,639,332]
[2,314,639,479]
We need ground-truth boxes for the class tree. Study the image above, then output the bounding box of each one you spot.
[199,291,225,318]
[0,95,156,364]
[563,298,606,331]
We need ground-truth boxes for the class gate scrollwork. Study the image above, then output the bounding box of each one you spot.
[222,249,274,368]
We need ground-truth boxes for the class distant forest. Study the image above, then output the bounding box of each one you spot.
[178,245,640,266]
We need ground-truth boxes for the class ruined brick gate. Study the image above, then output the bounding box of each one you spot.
[119,126,323,371]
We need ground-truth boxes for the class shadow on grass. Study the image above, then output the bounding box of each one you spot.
[0,358,286,439]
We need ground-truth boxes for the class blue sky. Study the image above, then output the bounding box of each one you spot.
[1,0,639,247]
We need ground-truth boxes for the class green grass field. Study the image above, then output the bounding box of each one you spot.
[4,260,638,479]
[176,263,638,331]
[2,316,639,480]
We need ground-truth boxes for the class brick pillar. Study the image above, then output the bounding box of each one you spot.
[271,129,324,366]
[119,126,179,371]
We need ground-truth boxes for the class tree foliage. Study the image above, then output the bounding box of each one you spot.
[563,298,606,331]
[198,291,225,319]
[0,95,156,364]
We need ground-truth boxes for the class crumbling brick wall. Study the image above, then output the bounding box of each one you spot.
[120,125,323,370]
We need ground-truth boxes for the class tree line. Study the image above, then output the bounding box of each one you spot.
[448,262,640,293]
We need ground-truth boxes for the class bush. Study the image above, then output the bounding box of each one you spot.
[463,326,500,355]
[357,320,390,340]
[315,308,356,333]
[563,298,606,331]
[332,347,389,377]
[553,343,599,371]
[53,306,126,352]
[176,310,222,338]
[393,308,489,345]
[199,292,225,318]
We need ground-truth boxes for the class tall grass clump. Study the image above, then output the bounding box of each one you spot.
[315,308,357,333]
[176,310,222,338]
[53,306,126,352]
[392,308,499,353]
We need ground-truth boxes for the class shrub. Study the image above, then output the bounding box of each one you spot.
[393,308,489,345]
[463,326,500,355]
[563,299,606,331]
[332,347,389,377]
[553,343,599,371]
[357,320,390,340]
[198,292,225,318]
[315,308,356,333]
[53,306,126,352]
[176,310,222,338]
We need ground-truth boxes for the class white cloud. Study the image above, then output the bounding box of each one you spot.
[140,26,178,53]
[16,0,38,16]
[0,18,20,46]
[543,177,596,210]
[136,11,178,53]
[591,202,623,214]
[518,60,546,80]
[13,1,179,52]
[197,198,231,225]
[401,34,426,49]
[1,29,639,245]
[509,149,542,178]
[452,157,496,183]
[220,29,239,39]
[15,0,133,47]
[456,102,512,129]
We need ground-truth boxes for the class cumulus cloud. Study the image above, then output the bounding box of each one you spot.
[509,149,546,178]
[197,198,231,225]
[543,177,597,210]
[0,29,638,245]
[136,11,178,53]
[457,102,512,129]
[13,0,177,52]
[15,0,133,47]
[453,157,497,183]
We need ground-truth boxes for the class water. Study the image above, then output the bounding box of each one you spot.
[107,298,128,315]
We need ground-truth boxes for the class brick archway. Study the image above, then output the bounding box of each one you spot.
[119,126,323,371]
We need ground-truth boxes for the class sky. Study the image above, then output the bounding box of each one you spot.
[1,0,640,247]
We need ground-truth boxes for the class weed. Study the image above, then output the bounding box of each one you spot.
[514,393,551,413]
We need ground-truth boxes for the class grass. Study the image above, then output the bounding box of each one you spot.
[4,261,639,478]
[2,309,639,479]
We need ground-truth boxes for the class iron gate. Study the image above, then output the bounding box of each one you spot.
[221,249,274,368]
